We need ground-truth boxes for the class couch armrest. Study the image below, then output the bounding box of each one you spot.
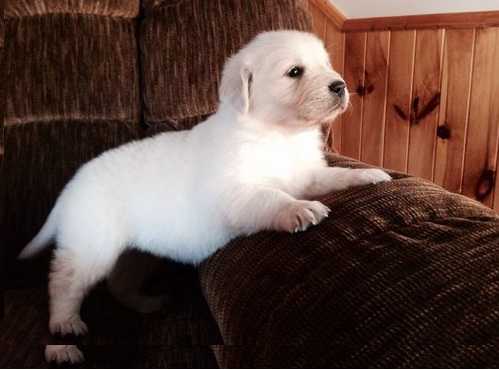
[199,153,499,367]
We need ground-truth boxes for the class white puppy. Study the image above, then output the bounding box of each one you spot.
[19,30,391,362]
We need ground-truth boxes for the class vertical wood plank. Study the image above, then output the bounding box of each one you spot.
[434,29,475,193]
[490,28,499,212]
[309,2,327,39]
[342,32,367,160]
[309,2,330,151]
[383,30,416,172]
[361,31,390,166]
[462,28,499,207]
[407,29,444,180]
[325,22,345,152]
[435,30,449,183]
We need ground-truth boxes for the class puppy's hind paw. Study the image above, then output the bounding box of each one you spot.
[45,345,84,364]
[49,316,88,336]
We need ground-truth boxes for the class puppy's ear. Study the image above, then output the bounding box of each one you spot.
[219,57,252,114]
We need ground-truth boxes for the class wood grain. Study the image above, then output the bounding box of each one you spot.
[434,29,475,193]
[383,30,415,172]
[343,11,499,32]
[342,32,367,160]
[407,29,444,181]
[324,22,345,152]
[361,31,390,166]
[462,28,499,206]
[309,0,345,30]
[309,2,327,39]
[309,1,499,212]
[489,29,499,211]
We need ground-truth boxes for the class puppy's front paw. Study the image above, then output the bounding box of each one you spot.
[45,345,84,364]
[274,200,330,233]
[351,169,392,187]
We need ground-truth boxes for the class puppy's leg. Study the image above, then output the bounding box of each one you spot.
[48,247,120,337]
[228,186,330,234]
[305,167,392,198]
[107,251,167,314]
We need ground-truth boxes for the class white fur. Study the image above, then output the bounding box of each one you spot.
[45,345,84,364]
[18,31,391,363]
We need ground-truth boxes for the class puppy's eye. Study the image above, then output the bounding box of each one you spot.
[287,66,304,78]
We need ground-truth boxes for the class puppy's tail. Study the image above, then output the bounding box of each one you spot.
[18,204,59,259]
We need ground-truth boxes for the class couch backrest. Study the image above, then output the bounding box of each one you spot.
[1,0,311,258]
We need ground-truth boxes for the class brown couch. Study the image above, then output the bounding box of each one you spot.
[2,0,499,367]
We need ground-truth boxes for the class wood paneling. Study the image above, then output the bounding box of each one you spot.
[310,1,345,152]
[309,0,345,30]
[310,2,499,212]
[309,2,327,39]
[407,29,444,180]
[492,31,499,211]
[383,30,415,172]
[342,11,499,32]
[342,32,366,159]
[361,31,390,166]
[463,28,499,207]
[434,29,475,193]
[325,23,345,152]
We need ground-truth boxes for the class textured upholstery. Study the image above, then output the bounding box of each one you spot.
[1,14,4,163]
[5,0,140,18]
[140,0,310,126]
[0,0,314,367]
[200,154,499,367]
[3,0,499,367]
[2,2,142,256]
[5,16,140,125]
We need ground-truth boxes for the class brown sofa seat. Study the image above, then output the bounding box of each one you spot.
[2,0,142,253]
[3,0,499,367]
[140,0,311,129]
[1,0,313,367]
[200,153,499,368]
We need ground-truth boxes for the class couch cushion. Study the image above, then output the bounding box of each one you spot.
[1,260,221,367]
[5,0,139,18]
[2,9,141,256]
[1,16,5,163]
[2,121,140,257]
[5,15,140,125]
[140,0,311,128]
[199,153,499,367]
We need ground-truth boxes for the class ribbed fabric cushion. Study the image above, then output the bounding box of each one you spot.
[199,153,499,367]
[5,15,139,125]
[5,0,139,18]
[140,0,311,127]
[2,122,140,256]
[1,261,221,367]
[1,16,5,163]
[2,5,141,256]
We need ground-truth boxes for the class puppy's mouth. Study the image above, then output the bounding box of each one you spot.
[333,93,349,112]
[298,93,349,126]
[315,98,348,124]
[332,102,346,112]
[329,98,348,114]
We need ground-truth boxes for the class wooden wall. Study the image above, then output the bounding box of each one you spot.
[308,3,345,151]
[309,1,499,211]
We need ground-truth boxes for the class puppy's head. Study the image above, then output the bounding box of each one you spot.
[219,30,349,128]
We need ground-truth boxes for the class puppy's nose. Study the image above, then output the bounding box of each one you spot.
[329,80,346,97]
